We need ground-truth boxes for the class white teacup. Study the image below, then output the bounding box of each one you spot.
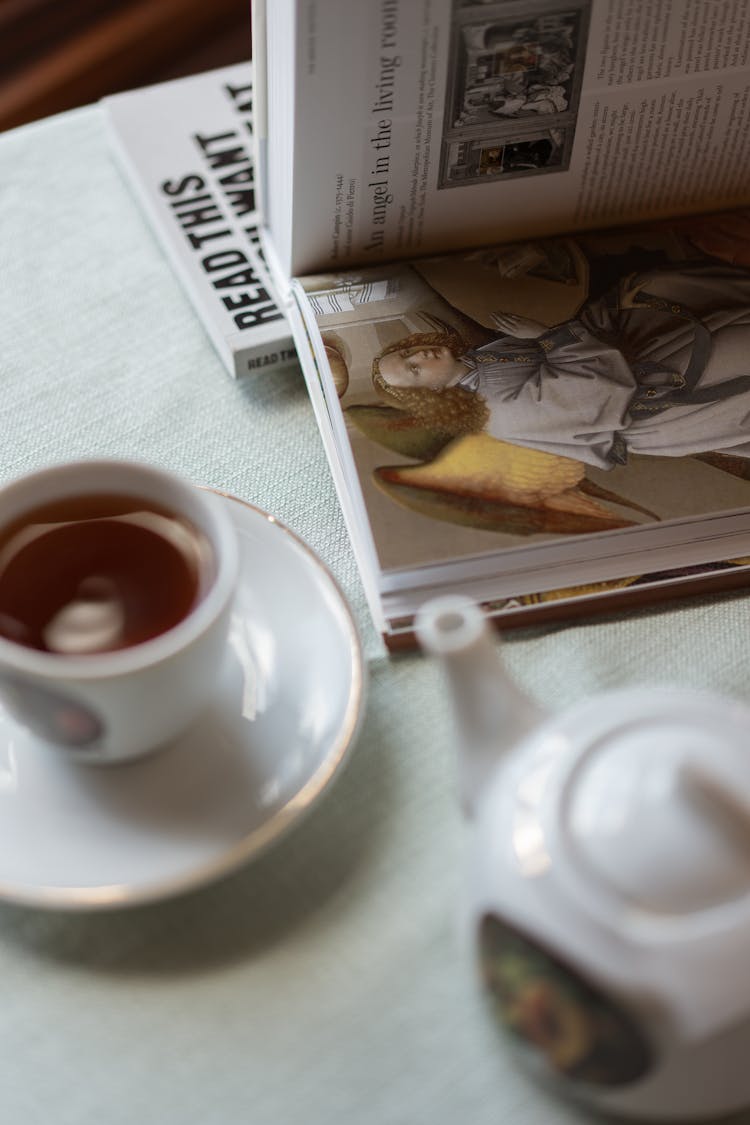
[0,459,239,763]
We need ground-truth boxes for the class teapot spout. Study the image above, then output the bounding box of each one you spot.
[415,595,546,817]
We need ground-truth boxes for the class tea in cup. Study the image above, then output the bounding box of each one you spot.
[0,459,239,763]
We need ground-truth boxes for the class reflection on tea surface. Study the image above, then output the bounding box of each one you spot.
[0,493,212,654]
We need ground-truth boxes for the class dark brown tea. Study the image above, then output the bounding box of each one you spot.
[0,493,213,655]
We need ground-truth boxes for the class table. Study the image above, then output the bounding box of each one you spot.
[3,103,750,1125]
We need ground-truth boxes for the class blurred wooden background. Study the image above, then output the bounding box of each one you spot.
[0,0,251,132]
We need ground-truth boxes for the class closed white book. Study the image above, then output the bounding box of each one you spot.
[103,63,297,379]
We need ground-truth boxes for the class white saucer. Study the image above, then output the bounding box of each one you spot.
[0,493,365,911]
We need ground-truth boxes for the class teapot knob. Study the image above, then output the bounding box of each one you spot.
[565,693,750,914]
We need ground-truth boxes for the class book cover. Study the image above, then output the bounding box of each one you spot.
[103,63,297,379]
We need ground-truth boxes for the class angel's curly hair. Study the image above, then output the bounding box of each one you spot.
[372,329,489,435]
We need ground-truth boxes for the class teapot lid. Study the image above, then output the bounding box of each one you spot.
[562,691,750,916]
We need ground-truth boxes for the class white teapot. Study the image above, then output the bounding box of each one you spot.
[416,595,750,1122]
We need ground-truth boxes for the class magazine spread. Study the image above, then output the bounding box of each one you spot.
[259,0,750,278]
[103,64,297,379]
[290,208,750,643]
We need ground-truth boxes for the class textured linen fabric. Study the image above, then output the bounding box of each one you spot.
[2,105,750,1125]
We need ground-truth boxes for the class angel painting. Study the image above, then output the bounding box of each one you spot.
[371,265,750,470]
[308,210,750,547]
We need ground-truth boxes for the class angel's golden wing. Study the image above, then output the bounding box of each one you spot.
[373,434,656,536]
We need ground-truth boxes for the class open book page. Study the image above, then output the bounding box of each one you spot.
[272,0,750,276]
[290,208,750,631]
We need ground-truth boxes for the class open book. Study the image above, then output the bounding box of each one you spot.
[148,3,748,648]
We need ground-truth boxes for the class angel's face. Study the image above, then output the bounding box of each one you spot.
[378,345,464,389]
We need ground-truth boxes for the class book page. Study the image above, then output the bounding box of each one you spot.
[293,209,750,590]
[286,0,750,274]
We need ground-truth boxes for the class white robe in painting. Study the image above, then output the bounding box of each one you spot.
[457,265,750,470]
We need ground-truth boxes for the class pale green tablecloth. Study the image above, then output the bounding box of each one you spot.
[2,105,750,1125]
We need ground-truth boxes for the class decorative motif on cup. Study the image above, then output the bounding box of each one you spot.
[478,914,653,1087]
[0,674,104,749]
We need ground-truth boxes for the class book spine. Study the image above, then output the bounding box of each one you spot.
[231,336,298,378]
